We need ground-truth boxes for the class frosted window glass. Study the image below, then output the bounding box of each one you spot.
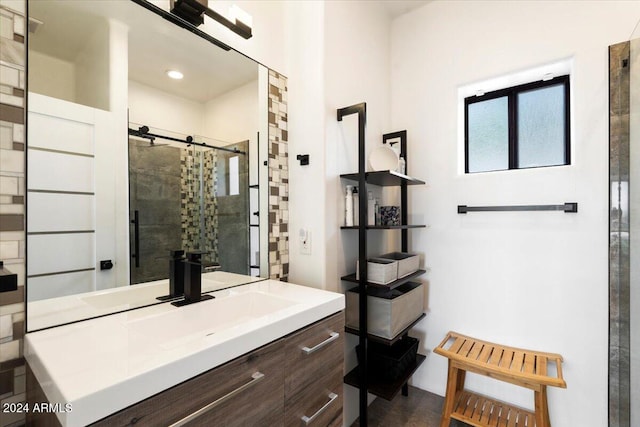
[467,96,508,173]
[229,156,239,195]
[517,84,566,168]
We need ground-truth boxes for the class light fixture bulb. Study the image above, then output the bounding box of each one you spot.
[166,70,184,80]
[229,4,252,27]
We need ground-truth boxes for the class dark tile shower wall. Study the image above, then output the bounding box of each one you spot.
[609,41,631,427]
[0,2,26,426]
[129,139,182,284]
[216,141,249,274]
[268,70,289,280]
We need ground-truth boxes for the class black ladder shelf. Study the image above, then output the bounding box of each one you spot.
[337,103,427,426]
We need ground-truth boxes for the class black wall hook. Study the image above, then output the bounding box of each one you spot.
[296,154,309,166]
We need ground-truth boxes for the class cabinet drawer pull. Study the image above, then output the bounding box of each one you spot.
[301,392,339,425]
[168,371,265,427]
[302,332,339,355]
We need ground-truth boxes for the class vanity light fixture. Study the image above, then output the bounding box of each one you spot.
[166,70,184,80]
[170,0,252,39]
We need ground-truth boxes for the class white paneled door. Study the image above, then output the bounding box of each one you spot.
[27,93,121,300]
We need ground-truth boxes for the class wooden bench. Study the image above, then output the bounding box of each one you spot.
[434,331,566,427]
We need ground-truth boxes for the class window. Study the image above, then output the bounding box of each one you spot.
[215,155,241,197]
[465,75,570,173]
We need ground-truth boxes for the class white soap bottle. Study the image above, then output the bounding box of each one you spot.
[367,191,376,225]
[353,186,359,226]
[345,186,354,227]
[398,156,406,175]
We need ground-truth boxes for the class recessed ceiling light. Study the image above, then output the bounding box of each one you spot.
[166,70,184,80]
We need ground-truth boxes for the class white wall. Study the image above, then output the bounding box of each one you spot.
[75,19,111,111]
[203,80,258,144]
[128,80,205,136]
[28,51,76,103]
[285,0,326,289]
[390,2,640,426]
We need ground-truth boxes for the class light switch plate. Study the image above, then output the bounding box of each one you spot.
[300,229,311,255]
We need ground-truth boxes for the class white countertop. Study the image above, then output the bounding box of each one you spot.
[27,271,265,331]
[25,280,345,426]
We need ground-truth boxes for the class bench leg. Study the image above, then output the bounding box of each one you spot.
[440,361,466,427]
[534,386,551,427]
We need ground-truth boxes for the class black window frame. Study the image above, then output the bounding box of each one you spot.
[464,75,571,173]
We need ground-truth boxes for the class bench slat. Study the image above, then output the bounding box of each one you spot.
[450,336,466,354]
[469,342,484,361]
[459,338,474,358]
[512,351,525,373]
[488,345,503,367]
[500,349,515,369]
[479,344,494,364]
[523,352,536,374]
[464,393,479,418]
[536,355,548,376]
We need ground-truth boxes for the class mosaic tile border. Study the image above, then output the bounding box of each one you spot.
[180,146,203,252]
[202,149,218,261]
[267,70,289,280]
[179,148,219,261]
[0,2,26,427]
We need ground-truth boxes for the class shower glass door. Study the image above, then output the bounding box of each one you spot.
[610,34,639,427]
[128,128,250,285]
[128,136,183,284]
[630,36,639,427]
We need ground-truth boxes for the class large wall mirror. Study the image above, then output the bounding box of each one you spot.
[26,0,272,331]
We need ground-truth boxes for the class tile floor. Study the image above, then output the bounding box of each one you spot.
[351,386,467,427]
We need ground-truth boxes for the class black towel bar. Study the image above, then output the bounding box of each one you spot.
[457,202,578,214]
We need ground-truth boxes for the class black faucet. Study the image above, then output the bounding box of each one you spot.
[172,251,214,307]
[157,250,186,301]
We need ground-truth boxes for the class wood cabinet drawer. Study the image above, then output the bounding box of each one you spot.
[284,312,344,427]
[284,363,342,427]
[92,340,284,427]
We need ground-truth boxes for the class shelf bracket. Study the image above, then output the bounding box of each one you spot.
[383,131,409,251]
[337,102,369,425]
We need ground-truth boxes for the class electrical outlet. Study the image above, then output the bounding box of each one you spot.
[299,229,311,255]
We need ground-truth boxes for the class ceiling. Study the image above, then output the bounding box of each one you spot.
[27,0,432,103]
[28,1,258,103]
[379,0,432,19]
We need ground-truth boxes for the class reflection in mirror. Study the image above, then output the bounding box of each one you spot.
[26,0,267,331]
[127,127,250,284]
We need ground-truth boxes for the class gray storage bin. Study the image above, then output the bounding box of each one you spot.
[345,282,424,339]
[379,252,420,278]
[355,258,398,285]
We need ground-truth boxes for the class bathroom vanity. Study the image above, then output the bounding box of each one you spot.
[25,280,345,426]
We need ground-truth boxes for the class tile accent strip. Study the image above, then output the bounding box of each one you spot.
[0,2,26,427]
[180,146,202,253]
[267,70,289,280]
